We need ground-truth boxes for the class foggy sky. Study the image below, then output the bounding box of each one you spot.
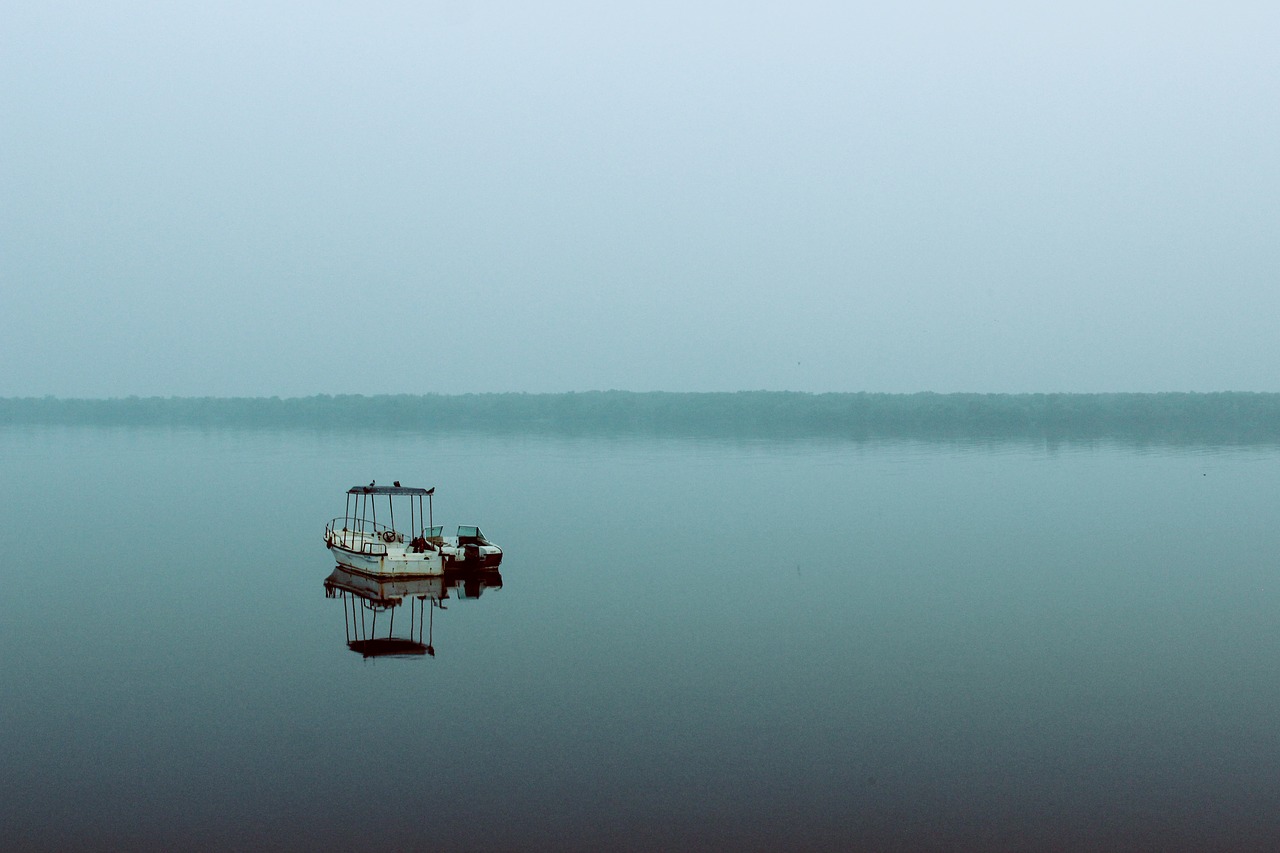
[3,2,1277,397]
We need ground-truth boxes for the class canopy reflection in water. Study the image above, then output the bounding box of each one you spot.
[322,565,503,658]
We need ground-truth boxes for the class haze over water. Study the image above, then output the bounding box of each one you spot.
[3,424,1279,851]
[4,2,1279,397]
[5,3,1279,848]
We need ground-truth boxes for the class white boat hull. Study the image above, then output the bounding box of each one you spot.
[325,513,502,578]
[329,544,445,576]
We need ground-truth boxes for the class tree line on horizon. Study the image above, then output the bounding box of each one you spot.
[2,391,1278,445]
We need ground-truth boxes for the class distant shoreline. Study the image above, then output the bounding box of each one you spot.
[3,392,1279,445]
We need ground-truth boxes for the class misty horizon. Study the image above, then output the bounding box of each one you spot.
[6,7,1280,844]
[4,3,1277,397]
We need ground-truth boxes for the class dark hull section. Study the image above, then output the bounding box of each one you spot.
[442,550,503,570]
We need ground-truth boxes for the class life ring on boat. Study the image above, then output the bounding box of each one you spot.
[381,530,397,543]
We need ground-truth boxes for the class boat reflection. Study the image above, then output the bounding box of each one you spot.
[323,565,503,658]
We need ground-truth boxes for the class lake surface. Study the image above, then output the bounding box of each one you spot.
[3,425,1280,851]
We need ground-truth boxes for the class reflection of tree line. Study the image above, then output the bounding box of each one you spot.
[5,392,1280,445]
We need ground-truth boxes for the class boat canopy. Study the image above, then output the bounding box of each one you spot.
[347,485,435,496]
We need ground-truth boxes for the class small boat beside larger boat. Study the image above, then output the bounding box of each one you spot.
[324,483,502,576]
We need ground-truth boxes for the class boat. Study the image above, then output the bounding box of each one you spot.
[323,483,502,577]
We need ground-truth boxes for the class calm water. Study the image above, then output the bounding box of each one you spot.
[3,426,1280,851]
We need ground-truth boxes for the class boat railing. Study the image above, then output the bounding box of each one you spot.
[326,517,416,554]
